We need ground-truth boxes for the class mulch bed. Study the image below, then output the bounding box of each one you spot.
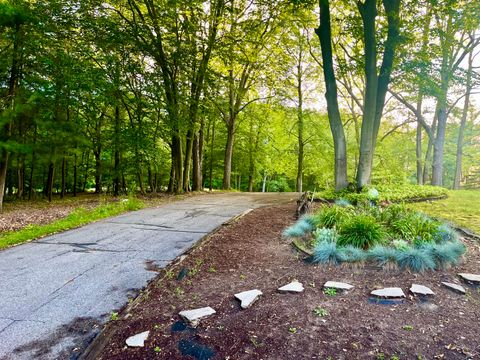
[92,203,480,360]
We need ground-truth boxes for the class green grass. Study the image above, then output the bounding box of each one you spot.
[409,190,480,235]
[0,198,145,250]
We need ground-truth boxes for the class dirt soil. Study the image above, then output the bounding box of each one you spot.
[92,203,480,360]
[0,193,181,234]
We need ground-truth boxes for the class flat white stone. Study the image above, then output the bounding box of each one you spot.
[179,307,216,327]
[234,289,263,309]
[410,284,435,296]
[442,282,466,294]
[324,281,354,291]
[126,331,149,347]
[458,273,480,284]
[371,287,405,298]
[278,281,304,293]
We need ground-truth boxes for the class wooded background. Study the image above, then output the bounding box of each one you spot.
[0,0,479,210]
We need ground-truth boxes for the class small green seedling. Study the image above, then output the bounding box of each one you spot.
[174,287,185,297]
[403,325,413,331]
[154,346,161,353]
[323,287,337,296]
[110,312,119,321]
[208,266,216,273]
[313,306,328,317]
[240,274,246,280]
[288,327,297,334]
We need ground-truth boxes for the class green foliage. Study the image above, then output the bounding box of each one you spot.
[315,205,352,229]
[313,306,328,317]
[337,215,385,249]
[389,211,440,243]
[316,184,448,204]
[323,287,337,296]
[0,198,145,250]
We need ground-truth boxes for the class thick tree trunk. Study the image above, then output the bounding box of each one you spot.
[73,153,77,197]
[209,119,216,191]
[46,162,55,202]
[416,124,423,185]
[172,134,184,193]
[222,123,235,190]
[113,104,121,196]
[316,0,348,191]
[183,128,194,192]
[453,48,473,189]
[356,0,378,188]
[296,58,304,193]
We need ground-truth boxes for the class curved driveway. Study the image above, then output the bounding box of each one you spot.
[0,192,295,359]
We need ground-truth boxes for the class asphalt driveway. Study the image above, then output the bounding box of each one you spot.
[0,192,295,360]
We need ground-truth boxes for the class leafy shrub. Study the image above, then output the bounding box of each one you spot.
[314,184,447,204]
[396,247,436,272]
[313,242,343,264]
[337,215,385,249]
[367,245,399,267]
[379,204,408,225]
[338,245,367,263]
[315,206,352,229]
[314,227,338,244]
[389,212,439,243]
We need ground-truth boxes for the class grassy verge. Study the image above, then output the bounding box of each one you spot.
[0,198,145,250]
[409,190,480,235]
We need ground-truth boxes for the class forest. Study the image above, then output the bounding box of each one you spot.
[0,0,479,211]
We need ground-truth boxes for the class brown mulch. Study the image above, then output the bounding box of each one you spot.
[92,203,480,360]
[0,193,182,234]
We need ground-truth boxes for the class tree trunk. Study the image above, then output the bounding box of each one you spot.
[222,123,235,190]
[416,123,423,185]
[209,118,216,191]
[356,0,378,188]
[94,150,102,194]
[46,162,55,202]
[113,104,121,196]
[316,0,348,191]
[73,153,77,197]
[453,47,473,189]
[61,156,66,198]
[172,134,184,193]
[183,128,194,192]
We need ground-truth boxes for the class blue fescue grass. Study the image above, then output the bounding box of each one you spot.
[282,216,316,238]
[421,241,466,268]
[434,224,459,243]
[367,245,399,267]
[337,245,367,263]
[313,242,344,265]
[396,247,436,272]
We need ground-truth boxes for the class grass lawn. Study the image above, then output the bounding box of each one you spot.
[0,198,145,250]
[410,189,480,234]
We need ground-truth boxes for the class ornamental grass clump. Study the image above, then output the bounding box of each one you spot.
[337,215,385,249]
[421,241,466,269]
[313,242,344,265]
[367,245,399,267]
[338,245,367,263]
[434,224,459,243]
[314,227,337,244]
[396,247,436,272]
[282,216,316,238]
[316,206,352,229]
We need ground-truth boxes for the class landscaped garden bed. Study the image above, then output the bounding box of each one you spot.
[88,200,480,360]
[284,201,466,272]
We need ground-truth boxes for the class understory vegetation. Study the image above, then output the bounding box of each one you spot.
[315,184,448,204]
[284,188,466,272]
[0,197,144,250]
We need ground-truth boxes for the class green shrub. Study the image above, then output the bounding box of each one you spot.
[315,206,352,229]
[367,245,399,267]
[337,215,385,249]
[389,212,439,243]
[396,247,436,272]
[313,242,343,264]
